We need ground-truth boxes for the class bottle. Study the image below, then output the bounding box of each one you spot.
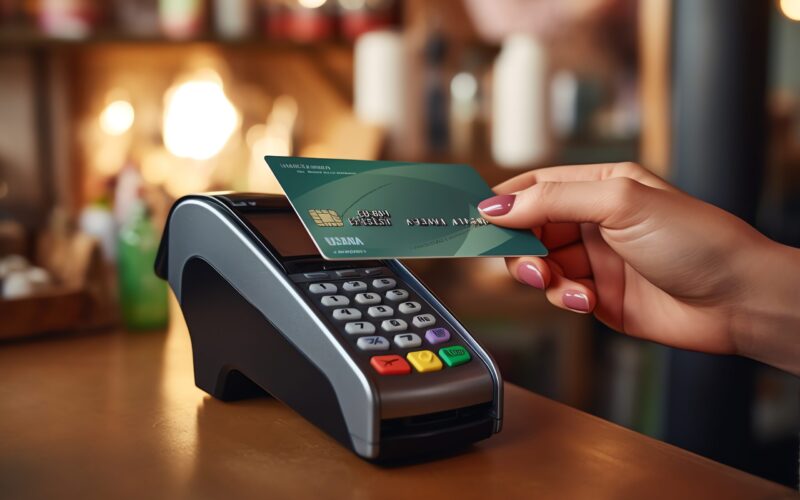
[39,0,98,39]
[423,26,449,154]
[212,0,253,39]
[79,197,116,262]
[159,0,205,40]
[449,51,482,159]
[354,30,406,134]
[491,34,550,168]
[117,201,168,330]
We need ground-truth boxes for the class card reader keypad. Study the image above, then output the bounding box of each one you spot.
[296,266,473,376]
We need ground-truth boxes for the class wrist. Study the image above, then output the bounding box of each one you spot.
[732,238,800,374]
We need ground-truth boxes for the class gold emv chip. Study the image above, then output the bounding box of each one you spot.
[308,209,343,227]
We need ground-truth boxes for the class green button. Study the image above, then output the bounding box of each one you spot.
[438,346,471,367]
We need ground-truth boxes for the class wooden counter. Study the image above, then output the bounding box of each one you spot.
[0,316,794,499]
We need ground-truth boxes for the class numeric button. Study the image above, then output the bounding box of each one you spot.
[345,322,375,335]
[357,336,390,351]
[309,283,337,294]
[321,295,349,307]
[372,278,396,289]
[333,308,361,320]
[381,319,408,332]
[367,305,394,318]
[394,333,422,348]
[412,314,435,328]
[385,289,409,302]
[355,292,381,305]
[343,281,367,292]
[398,301,421,314]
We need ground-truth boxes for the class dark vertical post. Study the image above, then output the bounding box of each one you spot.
[32,47,55,226]
[668,0,769,471]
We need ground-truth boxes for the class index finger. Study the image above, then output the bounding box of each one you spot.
[493,162,673,195]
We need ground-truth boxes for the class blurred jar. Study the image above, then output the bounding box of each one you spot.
[39,0,99,39]
[212,0,253,39]
[492,34,551,168]
[354,30,405,145]
[117,201,168,331]
[337,0,397,41]
[159,0,205,39]
[114,0,160,37]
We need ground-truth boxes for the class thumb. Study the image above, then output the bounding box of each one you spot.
[478,178,655,230]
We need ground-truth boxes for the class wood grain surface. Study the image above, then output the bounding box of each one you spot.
[0,311,795,500]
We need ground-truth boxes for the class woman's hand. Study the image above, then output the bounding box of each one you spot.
[478,162,800,375]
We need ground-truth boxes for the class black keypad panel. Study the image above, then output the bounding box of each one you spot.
[292,266,475,375]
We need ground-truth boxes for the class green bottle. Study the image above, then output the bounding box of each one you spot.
[117,202,168,330]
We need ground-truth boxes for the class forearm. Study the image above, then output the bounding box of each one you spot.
[733,240,800,375]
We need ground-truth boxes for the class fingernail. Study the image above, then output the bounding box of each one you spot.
[517,263,544,289]
[563,290,590,313]
[478,194,515,216]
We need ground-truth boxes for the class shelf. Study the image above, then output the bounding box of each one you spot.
[0,26,352,51]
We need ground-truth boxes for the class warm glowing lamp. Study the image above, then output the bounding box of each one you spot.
[162,74,239,161]
[298,0,327,8]
[780,0,800,20]
[99,99,135,136]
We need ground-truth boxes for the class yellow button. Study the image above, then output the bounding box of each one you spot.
[406,350,443,373]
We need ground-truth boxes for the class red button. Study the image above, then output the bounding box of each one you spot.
[370,355,411,375]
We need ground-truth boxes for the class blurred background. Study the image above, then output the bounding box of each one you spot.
[0,0,798,487]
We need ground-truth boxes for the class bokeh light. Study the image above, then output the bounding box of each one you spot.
[162,74,239,161]
[298,0,327,8]
[99,100,135,136]
[780,0,800,21]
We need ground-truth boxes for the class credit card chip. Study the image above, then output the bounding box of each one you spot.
[309,209,343,227]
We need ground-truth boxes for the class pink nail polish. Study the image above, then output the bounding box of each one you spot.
[478,194,515,216]
[518,263,544,289]
[563,290,590,312]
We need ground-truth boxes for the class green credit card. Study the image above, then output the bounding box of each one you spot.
[264,156,547,260]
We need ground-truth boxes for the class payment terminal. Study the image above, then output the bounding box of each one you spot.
[155,193,503,460]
